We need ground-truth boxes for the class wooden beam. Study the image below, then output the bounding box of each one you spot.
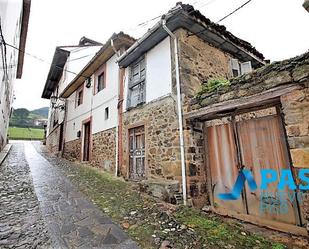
[185,84,303,121]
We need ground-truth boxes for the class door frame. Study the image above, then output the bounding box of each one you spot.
[58,123,64,151]
[203,104,306,236]
[81,116,92,162]
[126,122,148,180]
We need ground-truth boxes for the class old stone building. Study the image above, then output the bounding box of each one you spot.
[186,52,309,235]
[117,3,265,206]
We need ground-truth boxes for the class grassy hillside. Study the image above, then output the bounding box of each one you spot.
[8,127,44,140]
[9,107,48,128]
[31,107,49,118]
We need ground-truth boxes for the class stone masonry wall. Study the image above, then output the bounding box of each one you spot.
[281,84,309,223]
[46,125,60,154]
[176,28,237,112]
[121,96,180,180]
[63,139,81,161]
[121,95,208,207]
[91,127,116,173]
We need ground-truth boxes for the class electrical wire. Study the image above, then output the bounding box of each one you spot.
[217,0,252,23]
[187,0,253,37]
[6,42,90,79]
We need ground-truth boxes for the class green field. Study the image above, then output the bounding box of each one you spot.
[8,127,44,140]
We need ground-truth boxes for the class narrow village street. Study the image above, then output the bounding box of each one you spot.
[1,141,309,249]
[0,142,139,249]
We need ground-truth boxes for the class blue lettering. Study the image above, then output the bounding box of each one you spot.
[261,169,277,190]
[278,169,296,190]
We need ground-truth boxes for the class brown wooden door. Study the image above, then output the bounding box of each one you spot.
[129,126,145,180]
[83,122,91,161]
[236,114,300,225]
[58,123,64,151]
[205,107,301,226]
[206,119,246,214]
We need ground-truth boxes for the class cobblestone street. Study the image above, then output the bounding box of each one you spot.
[0,143,50,248]
[0,142,139,249]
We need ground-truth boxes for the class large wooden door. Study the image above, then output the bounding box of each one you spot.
[205,107,301,226]
[206,118,246,214]
[83,122,91,161]
[129,126,145,180]
[236,113,300,225]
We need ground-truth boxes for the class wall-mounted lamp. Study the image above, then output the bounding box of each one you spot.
[86,77,92,88]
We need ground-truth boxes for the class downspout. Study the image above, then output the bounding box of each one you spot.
[162,17,187,206]
[111,39,120,177]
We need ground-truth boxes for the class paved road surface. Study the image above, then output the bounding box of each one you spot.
[0,142,139,249]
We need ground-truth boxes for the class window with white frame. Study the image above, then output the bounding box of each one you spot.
[127,57,146,108]
[229,58,252,77]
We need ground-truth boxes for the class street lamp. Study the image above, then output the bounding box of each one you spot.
[50,95,65,110]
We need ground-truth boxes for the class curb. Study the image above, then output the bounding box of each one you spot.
[0,144,12,165]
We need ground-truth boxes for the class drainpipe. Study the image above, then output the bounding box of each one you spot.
[162,17,187,206]
[111,39,120,177]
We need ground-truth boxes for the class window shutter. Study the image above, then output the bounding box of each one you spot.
[240,61,252,75]
[230,58,240,77]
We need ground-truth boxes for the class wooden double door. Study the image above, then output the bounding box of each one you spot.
[205,107,302,226]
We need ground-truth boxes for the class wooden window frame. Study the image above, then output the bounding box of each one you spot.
[127,56,146,109]
[94,64,106,95]
[75,85,84,107]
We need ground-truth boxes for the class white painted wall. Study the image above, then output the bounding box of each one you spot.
[123,37,172,111]
[64,54,119,142]
[58,46,102,94]
[47,45,101,135]
[0,0,24,147]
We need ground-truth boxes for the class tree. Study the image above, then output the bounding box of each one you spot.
[13,108,30,120]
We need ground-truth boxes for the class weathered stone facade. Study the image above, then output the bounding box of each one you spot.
[121,96,180,179]
[188,52,309,230]
[281,86,309,223]
[46,125,61,154]
[63,139,81,161]
[91,127,116,173]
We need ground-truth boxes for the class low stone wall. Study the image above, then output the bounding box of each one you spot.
[92,127,116,173]
[46,125,60,154]
[63,139,81,161]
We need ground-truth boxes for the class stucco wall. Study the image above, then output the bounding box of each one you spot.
[0,0,24,149]
[123,37,172,111]
[64,54,119,143]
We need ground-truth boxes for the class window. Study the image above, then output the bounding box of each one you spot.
[97,72,105,93]
[229,58,252,77]
[127,57,146,108]
[76,88,83,107]
[95,64,106,94]
[105,107,109,120]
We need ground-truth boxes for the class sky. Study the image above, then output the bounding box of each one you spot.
[13,0,309,110]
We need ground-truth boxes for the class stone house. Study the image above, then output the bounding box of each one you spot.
[42,33,135,173]
[186,52,309,235]
[117,3,265,206]
[42,37,103,154]
[42,2,309,236]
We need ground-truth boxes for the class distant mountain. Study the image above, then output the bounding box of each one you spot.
[31,107,49,119]
[9,107,49,128]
